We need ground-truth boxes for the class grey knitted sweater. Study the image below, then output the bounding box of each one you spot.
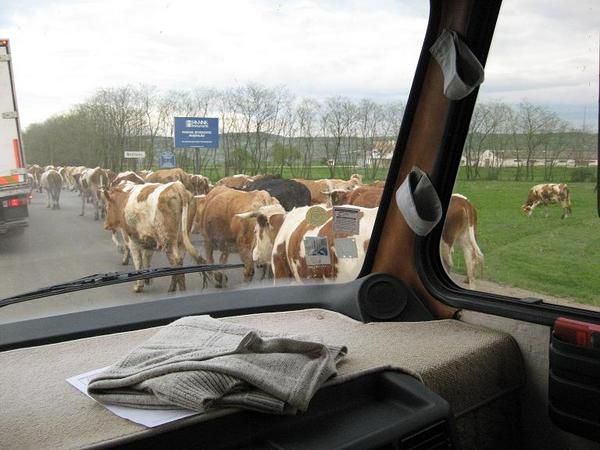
[87,315,346,414]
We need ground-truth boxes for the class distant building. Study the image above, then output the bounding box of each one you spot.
[366,139,395,167]
[460,149,597,168]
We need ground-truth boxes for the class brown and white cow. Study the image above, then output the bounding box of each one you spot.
[137,170,153,180]
[193,185,281,287]
[145,168,210,195]
[189,174,211,195]
[236,203,287,279]
[104,169,117,185]
[40,169,62,210]
[216,174,257,190]
[110,171,145,188]
[294,174,362,205]
[440,194,485,288]
[369,180,386,188]
[103,181,205,293]
[247,205,377,283]
[28,164,43,193]
[521,183,572,219]
[324,185,383,208]
[80,167,109,220]
[70,166,88,193]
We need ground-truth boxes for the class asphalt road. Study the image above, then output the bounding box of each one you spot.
[0,189,251,324]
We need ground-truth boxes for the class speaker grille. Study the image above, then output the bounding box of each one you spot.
[359,274,408,321]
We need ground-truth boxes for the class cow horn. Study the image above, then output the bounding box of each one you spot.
[236,211,258,219]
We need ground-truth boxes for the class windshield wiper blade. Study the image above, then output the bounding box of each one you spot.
[0,263,244,308]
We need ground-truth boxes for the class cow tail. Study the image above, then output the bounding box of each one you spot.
[181,196,207,265]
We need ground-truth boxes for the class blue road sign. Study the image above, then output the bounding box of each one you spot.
[159,152,176,169]
[174,117,219,149]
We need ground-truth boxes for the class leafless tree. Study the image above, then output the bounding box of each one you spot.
[463,102,508,180]
[295,98,321,179]
[516,100,561,181]
[320,96,357,178]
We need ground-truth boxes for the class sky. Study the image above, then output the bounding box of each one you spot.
[1,0,598,130]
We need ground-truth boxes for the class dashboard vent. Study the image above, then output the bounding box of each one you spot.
[399,420,453,449]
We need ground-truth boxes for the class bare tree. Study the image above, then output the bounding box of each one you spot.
[321,96,356,178]
[368,101,404,180]
[463,102,507,180]
[516,100,561,181]
[295,98,321,179]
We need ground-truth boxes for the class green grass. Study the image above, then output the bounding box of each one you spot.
[450,181,600,306]
[194,165,389,183]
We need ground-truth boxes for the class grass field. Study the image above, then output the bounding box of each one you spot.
[450,180,600,306]
[199,165,389,183]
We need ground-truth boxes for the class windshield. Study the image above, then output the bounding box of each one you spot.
[0,1,427,323]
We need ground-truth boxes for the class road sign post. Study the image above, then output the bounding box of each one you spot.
[159,152,176,169]
[124,151,146,159]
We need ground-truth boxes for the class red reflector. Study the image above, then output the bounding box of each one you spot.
[554,317,600,349]
[8,198,22,207]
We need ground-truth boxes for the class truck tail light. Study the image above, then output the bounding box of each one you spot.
[2,198,25,208]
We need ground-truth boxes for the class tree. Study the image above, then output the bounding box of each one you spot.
[295,98,320,179]
[463,102,507,180]
[516,100,561,181]
[320,97,356,178]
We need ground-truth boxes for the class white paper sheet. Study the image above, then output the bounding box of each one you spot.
[66,367,198,428]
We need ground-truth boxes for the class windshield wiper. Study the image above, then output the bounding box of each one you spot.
[0,263,244,308]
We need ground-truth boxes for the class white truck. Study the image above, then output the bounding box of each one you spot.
[0,39,29,234]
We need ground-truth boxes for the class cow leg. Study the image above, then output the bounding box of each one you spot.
[142,250,153,286]
[237,238,255,283]
[80,193,85,216]
[205,239,225,288]
[122,233,132,265]
[458,225,483,288]
[128,243,145,293]
[440,240,454,271]
[93,195,100,221]
[561,202,570,219]
[212,243,230,288]
[111,231,124,263]
[121,231,131,265]
[46,190,51,208]
[258,264,267,280]
[166,246,185,292]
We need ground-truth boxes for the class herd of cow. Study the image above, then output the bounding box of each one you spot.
[25,163,573,294]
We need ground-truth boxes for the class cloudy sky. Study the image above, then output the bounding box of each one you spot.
[1,0,598,130]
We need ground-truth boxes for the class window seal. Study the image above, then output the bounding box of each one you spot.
[414,0,600,326]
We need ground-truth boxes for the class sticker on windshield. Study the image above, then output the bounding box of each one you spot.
[305,236,331,266]
[333,207,360,234]
[306,206,329,227]
[334,238,358,258]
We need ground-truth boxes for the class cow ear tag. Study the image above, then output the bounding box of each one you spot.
[306,205,329,226]
[395,166,442,236]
